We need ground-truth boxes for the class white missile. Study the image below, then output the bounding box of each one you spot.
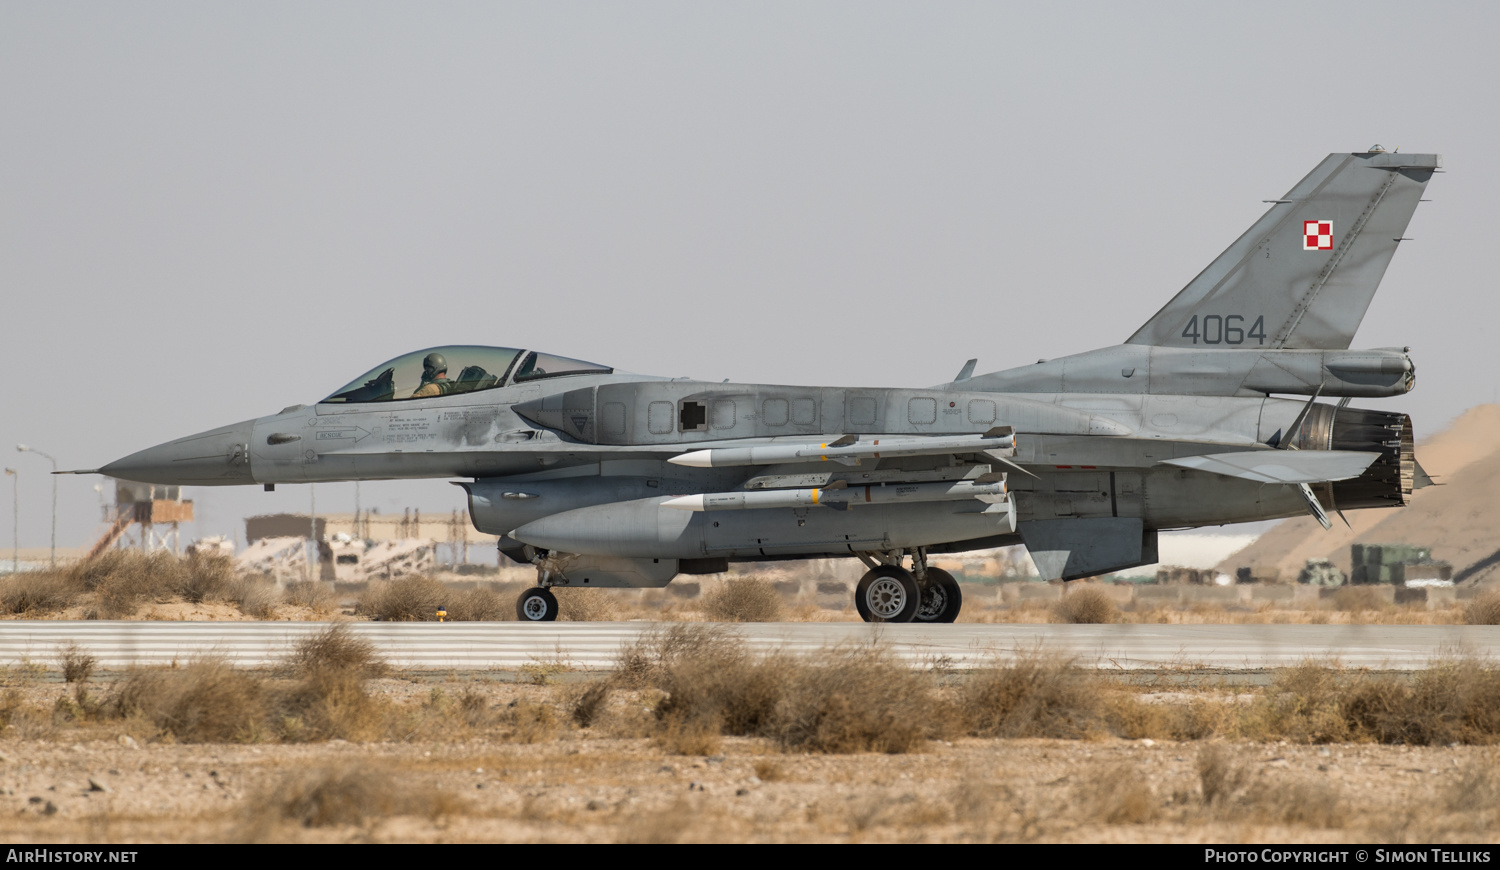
[668,428,1016,469]
[661,479,1008,512]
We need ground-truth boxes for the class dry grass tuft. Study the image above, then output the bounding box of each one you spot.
[58,642,96,685]
[446,586,509,621]
[1244,779,1347,828]
[1465,590,1500,626]
[241,765,464,838]
[0,569,84,615]
[1196,744,1250,805]
[285,624,384,680]
[960,653,1109,739]
[111,659,266,743]
[571,681,611,728]
[772,645,939,753]
[556,588,614,621]
[358,576,449,621]
[283,581,338,614]
[701,576,784,622]
[1243,661,1352,743]
[1053,586,1118,624]
[1083,763,1158,824]
[616,623,743,689]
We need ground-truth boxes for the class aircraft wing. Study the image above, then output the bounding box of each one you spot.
[1160,450,1378,484]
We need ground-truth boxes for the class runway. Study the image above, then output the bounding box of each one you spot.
[2,621,1497,672]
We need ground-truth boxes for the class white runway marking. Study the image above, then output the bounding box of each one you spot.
[3,621,1497,671]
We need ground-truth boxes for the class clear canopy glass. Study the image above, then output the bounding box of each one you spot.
[320,346,613,404]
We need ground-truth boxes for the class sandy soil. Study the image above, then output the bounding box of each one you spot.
[2,676,1495,844]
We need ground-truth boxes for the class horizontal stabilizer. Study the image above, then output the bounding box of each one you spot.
[1161,450,1377,484]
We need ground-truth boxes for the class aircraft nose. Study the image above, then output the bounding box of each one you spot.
[101,419,256,485]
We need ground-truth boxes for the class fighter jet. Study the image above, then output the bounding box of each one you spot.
[92,148,1440,622]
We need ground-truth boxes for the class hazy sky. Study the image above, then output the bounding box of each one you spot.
[3,2,1495,551]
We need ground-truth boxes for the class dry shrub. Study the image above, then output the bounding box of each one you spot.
[504,698,562,743]
[358,575,448,621]
[620,625,939,753]
[753,759,786,782]
[772,645,939,753]
[1244,661,1351,743]
[571,681,610,728]
[446,586,508,621]
[285,624,384,680]
[58,642,96,684]
[225,576,280,618]
[242,765,463,837]
[0,569,83,615]
[616,623,743,689]
[702,576,784,622]
[180,552,237,603]
[1083,763,1158,824]
[655,711,723,755]
[960,653,1109,739]
[1331,586,1389,613]
[283,581,338,614]
[83,550,189,618]
[1446,756,1500,815]
[1053,586,1118,624]
[653,645,783,738]
[111,659,266,743]
[1111,693,1242,741]
[1343,658,1500,745]
[1465,590,1500,626]
[556,587,613,621]
[273,625,389,742]
[1197,744,1250,805]
[1244,780,1346,828]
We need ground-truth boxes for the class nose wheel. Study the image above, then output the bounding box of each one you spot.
[855,565,920,623]
[516,586,560,622]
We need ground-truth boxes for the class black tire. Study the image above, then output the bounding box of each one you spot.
[516,587,559,622]
[854,565,920,623]
[914,567,963,623]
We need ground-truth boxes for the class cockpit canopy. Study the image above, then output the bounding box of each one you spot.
[321,346,613,404]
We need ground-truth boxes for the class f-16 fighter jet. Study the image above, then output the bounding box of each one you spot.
[92,148,1440,622]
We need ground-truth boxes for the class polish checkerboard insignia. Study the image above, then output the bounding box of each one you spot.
[1303,220,1333,251]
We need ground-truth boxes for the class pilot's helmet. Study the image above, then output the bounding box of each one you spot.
[422,352,448,378]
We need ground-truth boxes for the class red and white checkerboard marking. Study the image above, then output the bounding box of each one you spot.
[1303,220,1333,251]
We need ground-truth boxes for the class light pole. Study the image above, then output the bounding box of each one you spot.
[16,445,57,568]
[4,469,16,573]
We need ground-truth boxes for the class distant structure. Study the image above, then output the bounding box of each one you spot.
[86,480,194,560]
[241,509,487,582]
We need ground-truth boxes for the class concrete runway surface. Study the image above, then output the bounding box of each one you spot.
[2,621,1497,672]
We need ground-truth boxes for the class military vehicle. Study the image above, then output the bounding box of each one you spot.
[88,148,1440,622]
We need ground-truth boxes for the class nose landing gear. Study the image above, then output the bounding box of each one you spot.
[516,586,559,622]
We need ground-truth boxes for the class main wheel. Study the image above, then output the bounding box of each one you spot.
[855,565,920,623]
[914,567,963,623]
[516,586,559,622]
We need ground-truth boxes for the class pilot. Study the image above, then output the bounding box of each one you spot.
[412,352,452,398]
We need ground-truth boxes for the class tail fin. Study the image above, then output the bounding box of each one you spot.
[1127,149,1440,350]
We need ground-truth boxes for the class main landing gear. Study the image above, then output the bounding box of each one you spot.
[854,549,962,623]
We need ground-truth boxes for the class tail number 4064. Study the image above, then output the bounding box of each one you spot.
[1181,314,1265,345]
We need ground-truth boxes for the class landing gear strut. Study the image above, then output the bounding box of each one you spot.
[516,586,559,622]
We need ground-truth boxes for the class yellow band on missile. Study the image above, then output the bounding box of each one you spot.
[812,488,820,504]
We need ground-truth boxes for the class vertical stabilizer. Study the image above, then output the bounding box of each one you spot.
[1127,150,1439,350]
